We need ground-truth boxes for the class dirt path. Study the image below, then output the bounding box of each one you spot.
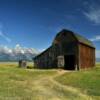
[31,70,93,100]
[50,70,93,100]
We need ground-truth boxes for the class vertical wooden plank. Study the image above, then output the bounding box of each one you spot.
[79,43,95,69]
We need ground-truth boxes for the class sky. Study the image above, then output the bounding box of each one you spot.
[0,0,100,57]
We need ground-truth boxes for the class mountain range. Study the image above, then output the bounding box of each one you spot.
[0,44,39,61]
[0,44,100,62]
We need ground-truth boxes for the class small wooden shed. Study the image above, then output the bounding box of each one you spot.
[19,60,27,68]
[34,29,95,70]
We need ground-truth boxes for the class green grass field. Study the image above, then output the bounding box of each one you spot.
[0,62,100,100]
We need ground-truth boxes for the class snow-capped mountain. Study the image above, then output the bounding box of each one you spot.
[0,44,39,61]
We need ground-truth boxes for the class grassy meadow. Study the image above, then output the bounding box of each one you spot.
[0,62,99,100]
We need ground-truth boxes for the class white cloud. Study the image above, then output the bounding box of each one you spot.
[0,31,11,42]
[83,5,100,25]
[90,35,100,41]
[0,45,12,54]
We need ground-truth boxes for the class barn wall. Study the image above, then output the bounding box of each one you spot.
[34,30,95,70]
[53,31,78,56]
[34,46,58,69]
[53,31,79,69]
[79,43,95,69]
[34,31,79,69]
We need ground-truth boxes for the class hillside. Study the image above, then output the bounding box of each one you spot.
[0,62,99,100]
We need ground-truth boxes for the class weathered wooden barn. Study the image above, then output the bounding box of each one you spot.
[34,29,95,70]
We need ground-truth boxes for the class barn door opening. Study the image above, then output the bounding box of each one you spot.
[64,55,76,70]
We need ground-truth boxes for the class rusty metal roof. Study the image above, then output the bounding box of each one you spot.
[74,32,95,48]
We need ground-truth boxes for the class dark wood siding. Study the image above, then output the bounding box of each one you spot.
[34,31,79,69]
[79,43,95,69]
[34,46,58,69]
[34,29,95,70]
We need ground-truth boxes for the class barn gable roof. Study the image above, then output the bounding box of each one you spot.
[55,29,95,48]
[34,29,95,59]
[74,33,95,48]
